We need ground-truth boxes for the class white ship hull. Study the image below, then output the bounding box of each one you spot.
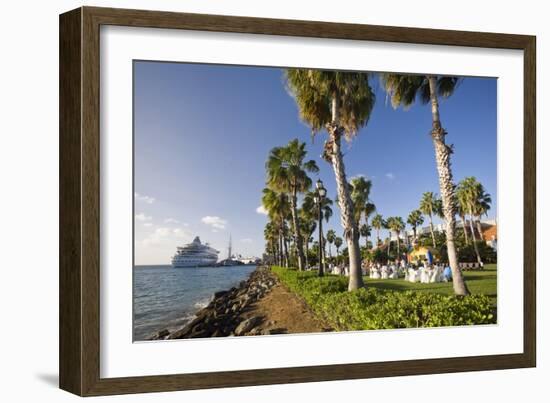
[171,257,218,268]
[171,236,219,268]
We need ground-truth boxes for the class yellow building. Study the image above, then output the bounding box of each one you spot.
[408,246,437,263]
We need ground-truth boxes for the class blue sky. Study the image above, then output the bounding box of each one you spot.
[134,61,497,265]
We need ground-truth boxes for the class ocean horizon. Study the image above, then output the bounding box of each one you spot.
[133,264,257,340]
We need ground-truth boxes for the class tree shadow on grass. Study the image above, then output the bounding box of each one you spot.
[367,282,415,292]
[464,273,497,281]
[365,280,448,292]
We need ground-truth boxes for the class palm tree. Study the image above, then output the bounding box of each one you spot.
[282,220,291,267]
[326,229,336,258]
[419,192,440,249]
[334,236,343,263]
[381,73,469,295]
[286,70,375,291]
[359,223,371,251]
[455,194,470,245]
[298,213,316,269]
[456,177,490,265]
[349,176,372,223]
[311,240,320,264]
[266,139,319,271]
[301,190,333,265]
[407,209,424,240]
[349,176,376,249]
[386,216,405,255]
[371,214,385,248]
[264,221,279,264]
[364,202,376,245]
[386,229,392,256]
[473,187,492,239]
[262,188,291,267]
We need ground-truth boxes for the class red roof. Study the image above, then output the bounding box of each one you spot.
[482,225,497,241]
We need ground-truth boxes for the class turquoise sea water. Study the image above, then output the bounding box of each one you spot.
[133,265,257,341]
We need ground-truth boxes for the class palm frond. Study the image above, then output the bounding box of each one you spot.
[286,68,375,139]
[437,76,462,98]
[380,73,426,109]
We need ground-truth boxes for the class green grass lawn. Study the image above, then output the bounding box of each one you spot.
[303,264,497,304]
[364,264,497,304]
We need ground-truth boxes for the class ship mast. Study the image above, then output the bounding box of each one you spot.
[227,234,232,260]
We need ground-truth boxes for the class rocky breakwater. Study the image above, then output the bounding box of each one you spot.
[149,266,282,340]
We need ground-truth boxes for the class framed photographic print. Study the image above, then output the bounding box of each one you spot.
[59,6,536,396]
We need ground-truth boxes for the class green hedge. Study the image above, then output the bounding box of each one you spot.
[271,266,495,330]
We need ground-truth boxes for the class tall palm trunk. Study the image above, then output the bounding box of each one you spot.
[428,213,436,248]
[290,190,306,271]
[272,243,277,264]
[365,218,370,250]
[395,231,400,255]
[460,214,470,244]
[476,217,484,240]
[376,228,380,247]
[278,231,284,266]
[469,217,477,243]
[329,134,363,289]
[428,76,469,295]
[327,95,364,290]
[283,236,289,267]
[468,212,482,265]
[304,237,309,269]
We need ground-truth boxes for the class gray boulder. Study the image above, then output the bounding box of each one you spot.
[235,316,262,336]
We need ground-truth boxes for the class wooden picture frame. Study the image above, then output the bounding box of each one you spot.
[59,6,536,396]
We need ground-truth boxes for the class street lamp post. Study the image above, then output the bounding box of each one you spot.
[315,179,327,277]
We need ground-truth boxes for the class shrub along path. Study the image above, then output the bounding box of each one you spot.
[271,265,497,332]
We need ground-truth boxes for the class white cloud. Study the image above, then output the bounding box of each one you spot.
[240,238,253,243]
[143,222,153,227]
[164,218,179,223]
[134,192,155,204]
[142,228,170,246]
[256,205,268,215]
[172,228,188,236]
[385,172,396,180]
[142,226,191,246]
[135,212,152,221]
[201,215,227,229]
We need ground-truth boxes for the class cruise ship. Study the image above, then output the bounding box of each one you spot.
[171,236,219,267]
